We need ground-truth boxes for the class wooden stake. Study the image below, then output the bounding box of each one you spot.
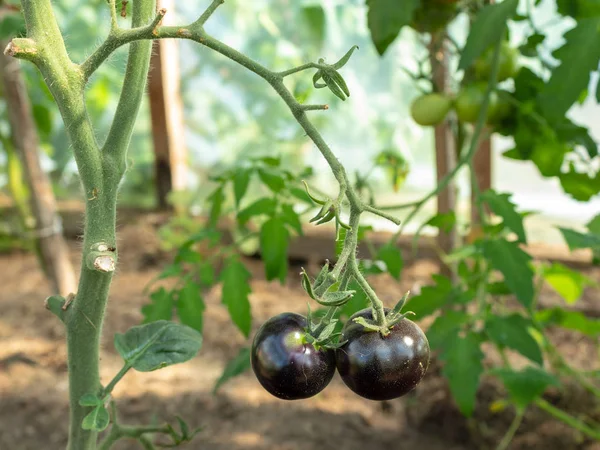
[429,34,458,275]
[148,0,187,210]
[0,45,76,296]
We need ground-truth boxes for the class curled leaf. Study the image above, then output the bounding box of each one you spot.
[300,268,316,300]
[317,290,355,306]
[332,45,359,70]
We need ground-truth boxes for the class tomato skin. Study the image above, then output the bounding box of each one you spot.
[251,312,336,400]
[474,42,520,82]
[410,93,453,126]
[335,308,430,401]
[455,84,498,124]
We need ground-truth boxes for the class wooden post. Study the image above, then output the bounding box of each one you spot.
[429,34,458,272]
[0,45,76,296]
[471,137,492,224]
[148,0,187,209]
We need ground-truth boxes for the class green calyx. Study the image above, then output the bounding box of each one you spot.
[352,291,415,337]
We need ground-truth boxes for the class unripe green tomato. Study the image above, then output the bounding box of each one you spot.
[474,42,521,82]
[411,2,459,33]
[410,93,453,126]
[455,84,498,124]
[487,91,512,124]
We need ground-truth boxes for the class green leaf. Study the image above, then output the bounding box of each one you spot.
[557,0,600,20]
[208,186,225,228]
[176,281,205,333]
[519,32,545,57]
[426,310,470,351]
[539,18,600,119]
[260,218,289,284]
[280,203,303,235]
[481,190,526,243]
[142,288,173,323]
[367,0,420,55]
[220,257,252,337]
[425,212,456,233]
[440,332,484,416]
[78,394,102,407]
[482,239,534,308]
[559,227,600,251]
[492,367,559,409]
[376,244,403,279]
[559,168,600,202]
[213,347,251,393]
[237,198,276,224]
[458,0,518,70]
[0,13,25,40]
[82,405,109,431]
[536,308,600,337]
[198,262,215,287]
[32,104,52,138]
[485,314,543,364]
[114,321,202,372]
[258,169,285,193]
[408,275,457,318]
[542,263,591,304]
[233,169,251,207]
[302,5,326,47]
[288,187,313,205]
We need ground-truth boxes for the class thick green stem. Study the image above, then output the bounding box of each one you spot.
[496,408,525,450]
[535,398,600,440]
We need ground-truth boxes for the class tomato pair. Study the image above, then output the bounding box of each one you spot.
[250,309,430,401]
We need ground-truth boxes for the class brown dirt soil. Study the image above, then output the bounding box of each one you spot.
[0,221,599,450]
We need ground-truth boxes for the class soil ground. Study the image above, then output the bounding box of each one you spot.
[0,221,599,450]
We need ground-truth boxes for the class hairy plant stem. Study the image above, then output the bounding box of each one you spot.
[13,1,154,449]
[9,2,400,449]
[495,408,525,450]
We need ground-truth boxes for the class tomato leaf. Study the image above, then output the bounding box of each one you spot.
[481,190,526,243]
[176,281,205,333]
[220,256,252,337]
[258,169,285,193]
[458,0,518,71]
[491,367,559,410]
[408,275,463,318]
[213,347,251,393]
[207,186,225,228]
[542,263,592,304]
[81,405,109,432]
[237,197,276,224]
[536,308,600,337]
[425,212,456,233]
[485,314,543,365]
[559,227,600,251]
[440,331,484,417]
[367,0,420,55]
[260,217,289,284]
[376,244,403,279]
[114,321,202,372]
[482,238,534,309]
[539,18,600,119]
[233,169,252,207]
[280,203,303,235]
[142,288,173,323]
[426,310,470,351]
[78,394,102,407]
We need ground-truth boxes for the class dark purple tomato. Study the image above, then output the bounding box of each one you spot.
[336,308,430,401]
[251,312,336,400]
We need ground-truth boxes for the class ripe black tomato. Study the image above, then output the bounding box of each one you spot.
[251,312,336,400]
[335,308,430,401]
